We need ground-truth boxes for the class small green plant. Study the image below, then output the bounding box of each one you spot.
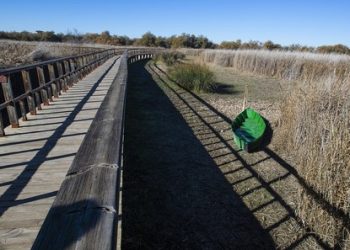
[155,51,185,66]
[169,63,217,93]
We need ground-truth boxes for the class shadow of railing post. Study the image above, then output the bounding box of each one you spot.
[148,62,341,249]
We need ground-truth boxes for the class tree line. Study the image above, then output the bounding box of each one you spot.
[1,30,349,55]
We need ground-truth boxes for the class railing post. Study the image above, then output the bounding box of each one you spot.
[63,61,70,90]
[48,64,59,98]
[69,59,77,84]
[0,111,4,136]
[18,100,27,121]
[56,62,65,93]
[36,66,50,105]
[1,76,19,128]
[21,70,37,115]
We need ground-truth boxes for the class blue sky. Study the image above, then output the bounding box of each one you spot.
[1,0,349,46]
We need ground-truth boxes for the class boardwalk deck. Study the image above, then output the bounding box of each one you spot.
[0,56,121,250]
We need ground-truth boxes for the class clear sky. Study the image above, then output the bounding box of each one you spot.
[1,0,349,46]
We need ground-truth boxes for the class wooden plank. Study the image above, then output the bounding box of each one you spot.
[33,208,114,250]
[68,56,125,174]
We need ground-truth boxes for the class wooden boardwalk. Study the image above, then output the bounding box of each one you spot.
[0,56,120,249]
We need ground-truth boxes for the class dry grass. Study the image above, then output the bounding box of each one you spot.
[277,77,350,248]
[181,48,350,248]
[169,63,217,93]
[179,48,350,83]
[0,40,110,68]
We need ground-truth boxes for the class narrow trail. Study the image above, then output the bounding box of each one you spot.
[122,61,329,249]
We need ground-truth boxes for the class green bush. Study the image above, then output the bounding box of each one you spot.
[169,63,217,93]
[155,51,185,66]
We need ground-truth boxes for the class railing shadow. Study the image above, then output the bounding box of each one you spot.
[32,199,104,249]
[0,58,118,217]
[122,60,276,249]
[148,62,338,249]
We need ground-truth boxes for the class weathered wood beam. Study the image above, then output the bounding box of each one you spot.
[33,52,128,249]
[48,64,59,98]
[21,70,37,115]
[36,66,49,106]
[1,76,19,128]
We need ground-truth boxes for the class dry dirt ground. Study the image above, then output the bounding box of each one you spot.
[121,60,327,249]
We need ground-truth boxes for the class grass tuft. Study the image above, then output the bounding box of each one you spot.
[169,63,217,93]
[155,51,185,66]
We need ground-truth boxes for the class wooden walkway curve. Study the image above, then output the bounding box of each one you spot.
[0,56,121,249]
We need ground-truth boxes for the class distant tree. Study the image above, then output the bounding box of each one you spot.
[240,40,262,49]
[263,40,282,50]
[317,44,350,55]
[219,39,241,49]
[134,32,157,47]
[155,36,170,48]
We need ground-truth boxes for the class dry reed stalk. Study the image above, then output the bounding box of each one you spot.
[0,40,112,68]
[277,76,350,248]
[180,48,350,248]
[179,48,350,84]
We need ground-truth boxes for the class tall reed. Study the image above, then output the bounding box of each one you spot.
[278,76,350,248]
[180,48,350,83]
[180,48,350,248]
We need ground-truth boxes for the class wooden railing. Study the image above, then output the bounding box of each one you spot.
[0,49,121,136]
[27,48,160,249]
[0,47,163,136]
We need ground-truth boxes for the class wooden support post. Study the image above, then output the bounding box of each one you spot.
[1,76,19,128]
[47,86,53,102]
[56,62,64,94]
[69,59,77,84]
[34,92,42,110]
[63,61,70,90]
[19,100,27,121]
[0,111,5,136]
[21,70,37,115]
[36,66,49,106]
[48,64,59,98]
[78,56,85,80]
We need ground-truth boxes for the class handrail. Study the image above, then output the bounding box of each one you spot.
[0,49,116,75]
[32,52,128,250]
[0,49,120,135]
[0,47,161,136]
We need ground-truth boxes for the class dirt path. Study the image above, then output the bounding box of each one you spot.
[122,61,325,249]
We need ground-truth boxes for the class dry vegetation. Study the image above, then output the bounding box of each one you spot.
[180,48,350,248]
[278,78,350,248]
[0,40,110,68]
[180,48,350,83]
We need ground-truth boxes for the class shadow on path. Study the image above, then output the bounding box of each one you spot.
[122,61,275,249]
[0,59,117,216]
[147,62,338,249]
